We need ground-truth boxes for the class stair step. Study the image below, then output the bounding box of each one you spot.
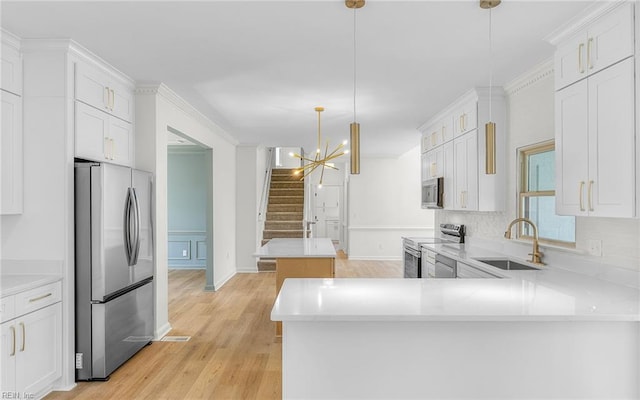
[271,171,302,181]
[257,259,276,272]
[270,181,304,189]
[267,204,303,212]
[268,196,304,205]
[263,230,305,239]
[269,188,304,197]
[266,211,303,221]
[265,221,303,230]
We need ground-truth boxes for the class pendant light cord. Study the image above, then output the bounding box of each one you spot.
[353,6,357,123]
[488,6,493,121]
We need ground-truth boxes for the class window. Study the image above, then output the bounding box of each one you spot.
[518,141,575,245]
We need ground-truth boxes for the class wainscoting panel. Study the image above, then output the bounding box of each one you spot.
[168,231,206,269]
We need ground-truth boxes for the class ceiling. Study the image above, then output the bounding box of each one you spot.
[2,0,594,156]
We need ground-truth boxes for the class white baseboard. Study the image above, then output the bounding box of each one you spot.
[236,266,259,273]
[154,322,172,341]
[213,270,236,290]
[52,382,77,392]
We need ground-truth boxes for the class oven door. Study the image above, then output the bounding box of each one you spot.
[403,246,421,278]
[434,253,456,278]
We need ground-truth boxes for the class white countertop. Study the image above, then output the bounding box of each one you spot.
[272,243,640,322]
[254,238,336,258]
[1,274,62,297]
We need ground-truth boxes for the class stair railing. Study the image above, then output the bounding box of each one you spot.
[300,148,314,238]
[257,148,275,244]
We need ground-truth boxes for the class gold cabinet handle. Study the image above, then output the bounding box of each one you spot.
[578,43,585,73]
[579,181,585,211]
[9,326,16,356]
[104,87,110,110]
[110,89,115,111]
[459,115,463,133]
[29,293,52,303]
[587,38,594,70]
[588,180,594,211]
[441,126,445,141]
[19,322,25,352]
[431,132,437,146]
[430,162,437,177]
[104,137,110,160]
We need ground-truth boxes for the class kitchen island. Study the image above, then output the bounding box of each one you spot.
[255,237,336,335]
[271,245,640,399]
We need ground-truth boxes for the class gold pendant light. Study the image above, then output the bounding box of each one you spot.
[347,0,363,175]
[481,0,499,175]
[290,107,349,188]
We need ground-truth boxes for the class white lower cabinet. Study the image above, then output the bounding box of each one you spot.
[75,101,132,166]
[453,130,478,211]
[555,57,635,217]
[0,281,62,397]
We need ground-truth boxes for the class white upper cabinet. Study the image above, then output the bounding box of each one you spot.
[75,101,133,167]
[418,88,505,212]
[1,91,23,215]
[1,34,23,215]
[553,3,634,90]
[452,100,477,138]
[75,61,134,123]
[1,40,22,96]
[556,60,636,218]
[552,2,636,218]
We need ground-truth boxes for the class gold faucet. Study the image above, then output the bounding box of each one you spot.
[504,218,545,265]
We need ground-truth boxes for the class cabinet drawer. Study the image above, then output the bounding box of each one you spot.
[15,281,61,317]
[1,295,16,323]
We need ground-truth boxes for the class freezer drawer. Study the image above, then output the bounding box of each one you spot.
[77,280,154,380]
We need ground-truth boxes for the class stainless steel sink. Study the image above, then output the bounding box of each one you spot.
[473,258,540,271]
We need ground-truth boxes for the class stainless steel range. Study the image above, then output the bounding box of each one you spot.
[402,224,465,278]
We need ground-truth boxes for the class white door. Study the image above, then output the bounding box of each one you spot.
[76,101,109,162]
[313,185,341,241]
[587,3,634,76]
[453,132,478,210]
[1,90,23,214]
[109,117,133,167]
[587,57,635,217]
[443,142,454,209]
[554,32,589,90]
[555,79,589,216]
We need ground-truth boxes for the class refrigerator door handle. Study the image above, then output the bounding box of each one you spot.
[124,188,135,266]
[130,188,141,266]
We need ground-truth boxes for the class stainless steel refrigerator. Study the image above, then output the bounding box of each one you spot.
[74,162,154,381]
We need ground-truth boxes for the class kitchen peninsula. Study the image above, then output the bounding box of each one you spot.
[255,238,336,335]
[272,245,640,400]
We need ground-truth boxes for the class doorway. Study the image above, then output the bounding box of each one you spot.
[166,127,214,290]
[312,184,342,246]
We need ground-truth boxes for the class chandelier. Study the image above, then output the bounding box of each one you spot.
[290,106,349,188]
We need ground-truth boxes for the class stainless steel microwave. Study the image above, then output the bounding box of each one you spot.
[422,177,443,209]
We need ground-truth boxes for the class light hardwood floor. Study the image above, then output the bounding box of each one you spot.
[46,252,402,400]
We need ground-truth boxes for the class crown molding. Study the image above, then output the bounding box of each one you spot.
[504,58,554,96]
[544,0,629,45]
[136,82,239,146]
[1,29,21,48]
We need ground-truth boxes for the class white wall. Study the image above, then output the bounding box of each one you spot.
[235,145,269,272]
[135,83,238,339]
[348,146,436,259]
[435,60,640,272]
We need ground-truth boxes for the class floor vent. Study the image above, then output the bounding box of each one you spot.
[160,335,191,342]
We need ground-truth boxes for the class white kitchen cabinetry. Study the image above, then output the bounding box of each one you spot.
[422,146,444,181]
[1,40,22,96]
[76,61,134,123]
[453,131,478,211]
[76,100,133,167]
[420,88,504,212]
[555,58,635,217]
[1,280,62,397]
[1,90,23,215]
[1,33,23,215]
[554,3,634,91]
[452,100,477,137]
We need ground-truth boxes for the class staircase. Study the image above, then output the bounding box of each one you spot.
[257,168,305,272]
